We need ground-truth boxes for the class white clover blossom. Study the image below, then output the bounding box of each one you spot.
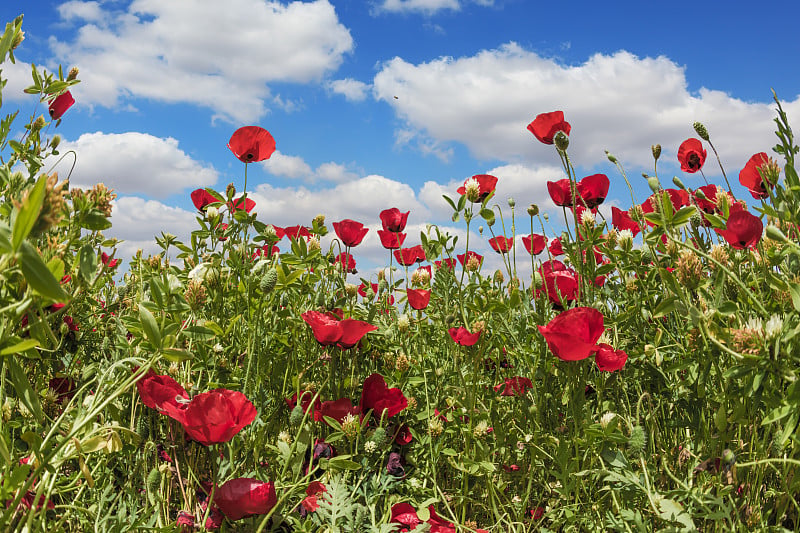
[765,315,784,340]
[618,229,634,250]
[206,206,219,220]
[600,412,617,429]
[464,177,481,202]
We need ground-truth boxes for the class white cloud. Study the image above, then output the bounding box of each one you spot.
[327,78,370,102]
[49,0,354,122]
[1,58,37,103]
[373,44,800,176]
[61,132,217,197]
[262,151,359,183]
[108,196,197,262]
[375,0,495,15]
[57,1,105,23]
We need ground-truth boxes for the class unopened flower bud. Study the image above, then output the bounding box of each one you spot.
[345,283,358,298]
[527,204,539,217]
[50,135,61,149]
[11,30,24,50]
[554,130,569,152]
[693,122,710,142]
[507,197,516,208]
[647,176,661,193]
[67,67,79,81]
[493,270,504,283]
[32,115,46,130]
[672,176,685,190]
[766,225,788,243]
[651,144,662,161]
[478,226,484,235]
[605,150,617,163]
[313,213,326,227]
[225,183,236,198]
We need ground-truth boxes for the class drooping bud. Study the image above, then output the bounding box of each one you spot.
[553,130,569,152]
[651,144,661,161]
[693,122,710,141]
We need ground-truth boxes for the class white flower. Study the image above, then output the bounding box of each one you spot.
[765,315,784,341]
[463,177,481,202]
[618,229,634,250]
[206,206,219,220]
[600,412,617,429]
[188,262,209,282]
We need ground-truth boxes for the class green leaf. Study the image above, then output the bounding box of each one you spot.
[138,304,162,349]
[6,356,43,424]
[18,241,69,302]
[479,208,495,225]
[442,194,458,212]
[652,296,677,319]
[788,282,800,312]
[12,174,47,252]
[79,211,112,231]
[162,348,192,362]
[763,404,793,425]
[78,244,97,284]
[717,300,738,316]
[671,205,696,227]
[0,338,40,356]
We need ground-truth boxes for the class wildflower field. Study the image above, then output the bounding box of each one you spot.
[2,14,800,532]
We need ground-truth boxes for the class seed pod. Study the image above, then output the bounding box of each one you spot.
[628,425,646,455]
[146,467,161,505]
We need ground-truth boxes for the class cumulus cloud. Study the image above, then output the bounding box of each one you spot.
[373,44,800,175]
[108,196,197,262]
[262,151,359,183]
[49,0,354,122]
[62,132,218,197]
[327,78,370,102]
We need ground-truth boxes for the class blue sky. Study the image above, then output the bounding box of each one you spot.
[3,0,800,275]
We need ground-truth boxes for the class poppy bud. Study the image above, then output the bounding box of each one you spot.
[693,121,710,141]
[478,226,483,235]
[605,150,617,163]
[651,144,662,161]
[766,225,788,242]
[647,176,661,194]
[527,204,539,216]
[67,67,79,81]
[553,130,569,152]
[225,183,236,198]
[672,176,685,190]
[507,197,516,208]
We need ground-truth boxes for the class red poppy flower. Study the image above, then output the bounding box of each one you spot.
[715,210,763,249]
[549,237,563,256]
[394,424,413,445]
[527,111,571,145]
[335,252,356,273]
[283,225,311,240]
[536,267,579,306]
[739,152,775,199]
[135,369,188,413]
[641,189,689,226]
[394,245,426,266]
[217,221,228,240]
[378,230,406,249]
[457,250,483,269]
[320,398,359,424]
[301,311,377,349]
[333,219,369,247]
[415,265,432,279]
[214,478,276,521]
[577,174,610,209]
[301,481,327,514]
[165,389,257,446]
[227,126,276,163]
[522,234,547,255]
[191,188,218,211]
[359,373,407,419]
[286,391,323,422]
[380,208,410,232]
[435,258,457,270]
[49,91,75,120]
[538,306,604,361]
[693,184,720,215]
[494,376,533,396]
[101,252,120,269]
[427,505,457,533]
[611,207,640,236]
[252,244,279,260]
[488,235,514,254]
[547,179,573,207]
[228,196,256,213]
[677,138,707,173]
[48,375,76,404]
[391,503,422,531]
[358,282,378,299]
[448,326,481,346]
[594,343,628,372]
[406,288,431,310]
[457,174,498,203]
